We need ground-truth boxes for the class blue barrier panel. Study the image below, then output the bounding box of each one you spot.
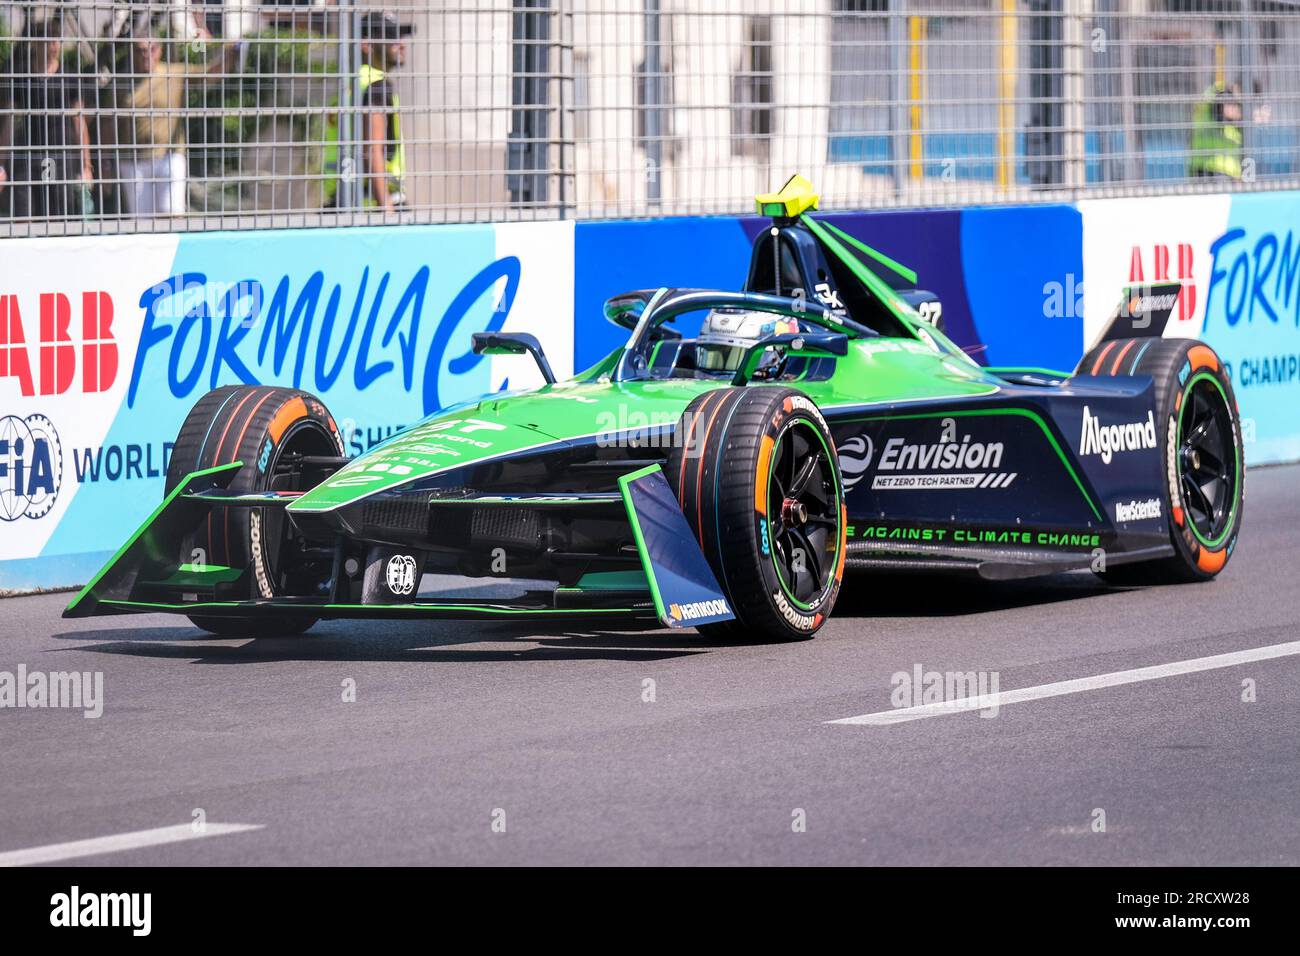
[961,204,1084,371]
[761,209,980,354]
[573,217,751,371]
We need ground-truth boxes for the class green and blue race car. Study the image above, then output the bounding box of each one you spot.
[66,176,1245,641]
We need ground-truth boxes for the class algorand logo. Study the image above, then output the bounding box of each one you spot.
[668,599,730,622]
[1080,406,1158,464]
[1116,497,1163,522]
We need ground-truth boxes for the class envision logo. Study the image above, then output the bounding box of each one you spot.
[837,435,874,491]
[1080,406,1157,464]
[1116,497,1163,522]
[50,886,151,936]
[879,435,1005,473]
[870,424,1015,491]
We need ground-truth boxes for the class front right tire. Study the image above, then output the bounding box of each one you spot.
[667,386,846,642]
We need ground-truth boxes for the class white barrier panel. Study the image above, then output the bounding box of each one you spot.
[1080,192,1300,465]
[0,222,574,589]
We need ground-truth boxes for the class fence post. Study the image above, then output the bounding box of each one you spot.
[644,0,664,208]
[337,0,356,211]
[508,0,554,209]
[1240,0,1259,182]
[1064,0,1087,193]
[889,0,908,198]
[555,0,576,217]
[997,0,1019,191]
[1118,2,1140,185]
[1091,0,1122,185]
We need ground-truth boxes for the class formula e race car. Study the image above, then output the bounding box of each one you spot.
[65,176,1245,642]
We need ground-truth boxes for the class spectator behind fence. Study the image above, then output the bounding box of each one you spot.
[1189,81,1243,180]
[360,11,411,210]
[0,17,94,220]
[114,30,237,216]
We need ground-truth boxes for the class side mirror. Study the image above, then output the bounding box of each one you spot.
[471,332,556,384]
[603,289,680,341]
[731,331,848,386]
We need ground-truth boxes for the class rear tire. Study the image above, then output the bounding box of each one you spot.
[166,385,345,637]
[1077,337,1244,584]
[666,387,846,642]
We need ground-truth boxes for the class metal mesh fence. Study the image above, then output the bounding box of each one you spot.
[1,0,1297,237]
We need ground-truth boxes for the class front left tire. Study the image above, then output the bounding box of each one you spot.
[166,385,345,637]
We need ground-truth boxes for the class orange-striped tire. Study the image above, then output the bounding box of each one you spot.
[666,387,846,642]
[1077,337,1244,584]
[165,385,345,636]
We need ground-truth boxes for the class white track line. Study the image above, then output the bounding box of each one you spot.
[0,823,264,867]
[827,640,1300,726]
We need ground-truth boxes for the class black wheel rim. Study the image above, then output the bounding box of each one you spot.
[264,422,340,595]
[1178,376,1236,546]
[767,420,841,608]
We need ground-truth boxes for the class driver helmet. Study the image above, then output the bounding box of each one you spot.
[696,309,800,373]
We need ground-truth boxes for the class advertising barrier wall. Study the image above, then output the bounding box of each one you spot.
[3,192,1298,590]
[1081,192,1300,465]
[1,223,574,588]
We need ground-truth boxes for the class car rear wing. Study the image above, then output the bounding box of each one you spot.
[1087,281,1183,352]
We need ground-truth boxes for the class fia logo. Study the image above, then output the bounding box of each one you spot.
[385,554,418,596]
[0,413,63,520]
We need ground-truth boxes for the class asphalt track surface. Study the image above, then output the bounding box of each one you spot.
[2,465,1298,866]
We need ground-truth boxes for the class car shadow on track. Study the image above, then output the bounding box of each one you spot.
[48,619,722,664]
[833,571,1114,619]
[49,572,1119,664]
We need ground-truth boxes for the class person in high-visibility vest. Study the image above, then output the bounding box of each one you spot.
[358,12,411,209]
[1188,81,1243,180]
[323,11,411,209]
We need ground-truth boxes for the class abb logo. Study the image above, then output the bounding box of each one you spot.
[0,292,118,396]
[1128,244,1198,321]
